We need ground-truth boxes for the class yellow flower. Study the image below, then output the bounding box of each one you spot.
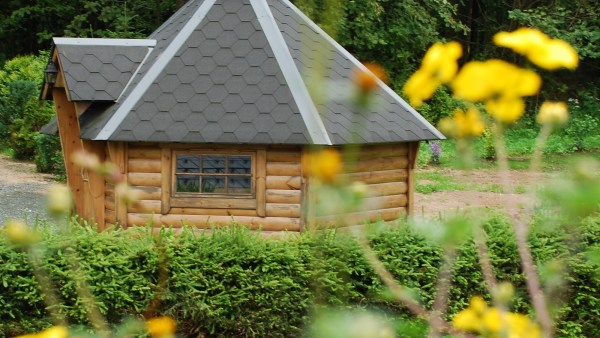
[452,296,542,338]
[47,184,72,217]
[494,28,578,70]
[485,97,526,124]
[16,326,68,338]
[452,60,541,102]
[72,150,101,170]
[402,69,440,107]
[303,148,343,183]
[482,307,503,332]
[146,316,177,338]
[438,108,485,139]
[403,41,462,107]
[421,41,463,83]
[537,101,569,125]
[452,308,482,332]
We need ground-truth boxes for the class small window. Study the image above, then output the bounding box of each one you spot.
[174,154,253,195]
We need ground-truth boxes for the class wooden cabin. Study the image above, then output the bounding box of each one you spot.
[40,0,443,232]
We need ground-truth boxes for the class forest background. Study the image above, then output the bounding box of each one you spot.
[0,0,598,173]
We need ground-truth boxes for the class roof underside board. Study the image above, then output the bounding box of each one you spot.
[75,0,443,144]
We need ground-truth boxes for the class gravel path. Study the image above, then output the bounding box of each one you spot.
[0,154,54,224]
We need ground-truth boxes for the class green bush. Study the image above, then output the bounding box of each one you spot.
[0,216,598,337]
[0,54,55,160]
[34,134,65,177]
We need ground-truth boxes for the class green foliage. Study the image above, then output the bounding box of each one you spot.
[1,216,598,337]
[34,134,65,177]
[0,54,55,160]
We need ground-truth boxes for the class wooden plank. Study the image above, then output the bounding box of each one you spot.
[128,147,161,159]
[161,148,171,214]
[266,203,301,218]
[105,209,116,225]
[256,149,266,217]
[366,182,408,197]
[266,150,301,162]
[168,208,258,217]
[105,195,115,211]
[105,183,114,196]
[346,156,409,173]
[170,196,257,209]
[341,169,408,184]
[136,186,161,200]
[266,162,302,176]
[266,189,302,204]
[127,214,301,232]
[363,194,408,210]
[52,87,85,217]
[128,158,161,173]
[128,172,162,187]
[354,143,409,159]
[266,176,302,190]
[407,141,420,217]
[82,140,106,230]
[111,143,128,228]
[315,207,407,227]
[128,200,161,214]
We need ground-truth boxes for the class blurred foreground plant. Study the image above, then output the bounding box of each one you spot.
[306,26,597,338]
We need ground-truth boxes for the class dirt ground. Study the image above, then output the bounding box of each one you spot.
[0,154,54,224]
[0,154,547,223]
[414,167,549,219]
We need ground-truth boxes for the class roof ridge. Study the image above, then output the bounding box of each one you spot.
[252,0,331,145]
[94,0,217,140]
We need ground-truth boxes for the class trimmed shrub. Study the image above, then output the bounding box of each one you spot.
[34,134,65,177]
[0,215,598,337]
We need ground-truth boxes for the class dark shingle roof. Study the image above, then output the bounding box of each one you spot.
[58,0,442,144]
[54,39,154,101]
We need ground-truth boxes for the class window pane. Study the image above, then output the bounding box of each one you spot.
[228,156,252,174]
[228,176,252,194]
[202,176,225,193]
[203,156,225,174]
[176,175,199,192]
[176,155,200,173]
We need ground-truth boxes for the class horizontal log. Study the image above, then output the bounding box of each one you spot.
[266,162,301,176]
[128,172,162,187]
[105,183,114,196]
[105,209,116,224]
[105,195,115,211]
[341,169,408,184]
[266,150,301,163]
[266,189,302,204]
[168,207,258,217]
[128,200,161,214]
[266,203,301,218]
[315,207,406,228]
[363,194,408,210]
[355,143,408,159]
[366,182,408,197]
[127,213,301,232]
[345,156,408,173]
[266,176,302,190]
[128,158,161,173]
[136,186,161,200]
[128,147,161,160]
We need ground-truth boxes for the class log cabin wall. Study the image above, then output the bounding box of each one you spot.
[121,143,304,232]
[310,143,412,228]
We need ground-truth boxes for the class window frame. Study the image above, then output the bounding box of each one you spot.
[161,147,266,215]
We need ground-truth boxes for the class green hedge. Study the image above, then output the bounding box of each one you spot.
[0,215,598,337]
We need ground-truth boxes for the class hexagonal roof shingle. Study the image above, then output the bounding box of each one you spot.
[47,0,443,145]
